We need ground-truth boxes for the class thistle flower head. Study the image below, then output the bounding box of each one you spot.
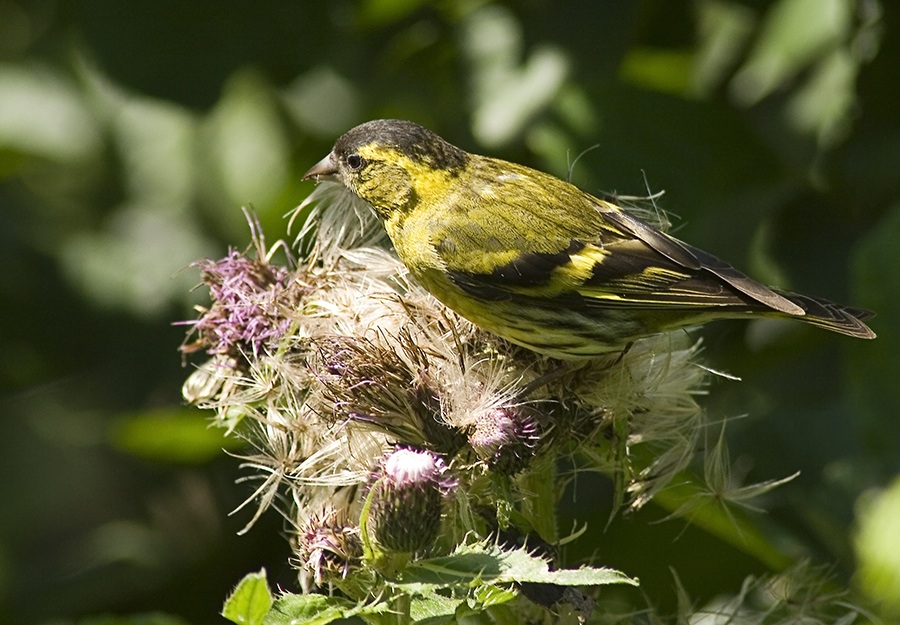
[367,446,456,553]
[181,246,297,362]
[310,334,461,451]
[294,506,362,588]
[179,189,798,620]
[466,404,545,475]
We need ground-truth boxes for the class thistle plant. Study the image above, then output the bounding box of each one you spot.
[180,187,865,624]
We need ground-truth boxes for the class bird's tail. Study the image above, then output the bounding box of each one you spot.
[776,290,876,339]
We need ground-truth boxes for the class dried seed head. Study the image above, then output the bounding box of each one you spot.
[313,335,465,452]
[295,507,362,587]
[467,405,545,475]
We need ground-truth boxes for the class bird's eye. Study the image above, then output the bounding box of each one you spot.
[347,154,366,171]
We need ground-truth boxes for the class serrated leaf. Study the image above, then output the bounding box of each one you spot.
[401,551,502,585]
[493,548,638,586]
[388,579,516,623]
[514,566,637,587]
[263,593,390,625]
[408,592,464,625]
[472,583,517,608]
[222,570,273,625]
[400,544,637,589]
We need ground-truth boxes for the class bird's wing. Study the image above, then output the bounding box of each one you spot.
[597,206,803,314]
[439,197,805,315]
[444,234,765,310]
[430,166,802,314]
[571,238,775,309]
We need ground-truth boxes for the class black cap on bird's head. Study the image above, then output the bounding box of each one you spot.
[303,119,468,215]
[304,120,468,180]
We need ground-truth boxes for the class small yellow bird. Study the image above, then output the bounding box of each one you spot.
[304,119,875,359]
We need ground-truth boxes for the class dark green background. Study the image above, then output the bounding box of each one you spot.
[1,1,898,622]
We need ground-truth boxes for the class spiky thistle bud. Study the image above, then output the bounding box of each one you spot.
[367,447,456,553]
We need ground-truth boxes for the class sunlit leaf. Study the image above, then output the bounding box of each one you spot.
[462,5,568,147]
[399,543,638,588]
[408,592,463,624]
[0,63,101,162]
[619,47,695,97]
[283,67,361,138]
[730,0,852,105]
[787,48,858,147]
[263,593,389,625]
[848,203,900,456]
[693,0,757,95]
[59,205,214,317]
[223,570,273,625]
[110,407,242,464]
[205,70,290,227]
[854,476,900,615]
[111,97,198,204]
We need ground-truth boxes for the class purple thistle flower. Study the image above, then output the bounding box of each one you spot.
[180,248,297,361]
[368,446,456,553]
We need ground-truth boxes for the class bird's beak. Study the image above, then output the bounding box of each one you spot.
[303,152,339,182]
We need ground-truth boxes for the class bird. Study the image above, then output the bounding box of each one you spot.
[303,119,875,360]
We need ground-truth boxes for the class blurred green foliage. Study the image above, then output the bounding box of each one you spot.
[1,0,898,622]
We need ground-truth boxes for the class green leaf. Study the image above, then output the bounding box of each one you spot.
[651,474,794,571]
[222,570,273,625]
[472,583,517,610]
[110,407,243,464]
[357,0,428,28]
[407,592,464,625]
[0,63,101,162]
[693,0,756,95]
[75,614,190,625]
[849,203,900,457]
[204,69,290,234]
[619,47,696,96]
[282,67,361,138]
[400,544,638,588]
[382,579,516,623]
[731,0,852,105]
[463,5,569,148]
[494,547,638,587]
[401,551,502,585]
[263,594,390,625]
[854,475,900,615]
